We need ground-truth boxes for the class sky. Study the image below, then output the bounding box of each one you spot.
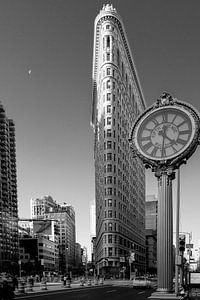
[1,0,200,255]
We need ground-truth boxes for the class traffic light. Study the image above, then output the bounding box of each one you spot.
[179,234,186,253]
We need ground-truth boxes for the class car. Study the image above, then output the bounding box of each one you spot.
[132,276,152,288]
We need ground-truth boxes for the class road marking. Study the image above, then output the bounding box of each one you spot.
[106,289,117,293]
[138,291,145,294]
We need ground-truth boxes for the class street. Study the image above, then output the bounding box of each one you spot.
[15,286,153,300]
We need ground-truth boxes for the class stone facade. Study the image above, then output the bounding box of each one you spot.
[92,5,146,276]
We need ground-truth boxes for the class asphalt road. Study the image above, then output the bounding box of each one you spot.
[15,286,153,300]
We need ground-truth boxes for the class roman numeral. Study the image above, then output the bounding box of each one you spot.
[141,136,151,141]
[171,145,178,153]
[171,114,177,124]
[177,120,187,127]
[176,138,187,145]
[179,129,190,135]
[161,146,166,157]
[151,119,159,126]
[162,113,168,123]
[151,147,158,157]
[143,142,152,152]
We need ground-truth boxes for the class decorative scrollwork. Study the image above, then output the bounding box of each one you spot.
[154,92,176,108]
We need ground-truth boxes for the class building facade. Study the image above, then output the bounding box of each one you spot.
[19,236,59,275]
[0,103,18,273]
[30,195,59,219]
[145,195,158,231]
[45,205,76,273]
[145,195,158,273]
[91,5,146,277]
[30,196,76,273]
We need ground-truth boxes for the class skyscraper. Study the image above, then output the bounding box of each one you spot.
[0,102,18,273]
[91,5,146,276]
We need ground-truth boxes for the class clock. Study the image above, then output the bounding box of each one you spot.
[134,105,197,162]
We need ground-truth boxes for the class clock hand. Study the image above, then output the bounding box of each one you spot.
[160,125,176,142]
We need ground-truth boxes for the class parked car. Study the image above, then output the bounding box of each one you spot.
[132,276,151,288]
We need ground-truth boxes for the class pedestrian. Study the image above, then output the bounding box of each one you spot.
[63,275,67,286]
[12,275,18,290]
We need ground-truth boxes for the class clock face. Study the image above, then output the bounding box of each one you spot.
[135,106,195,161]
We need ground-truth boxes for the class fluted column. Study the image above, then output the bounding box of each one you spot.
[155,168,175,292]
[156,167,175,292]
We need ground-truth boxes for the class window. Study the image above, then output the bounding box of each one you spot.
[107,68,111,76]
[108,222,113,231]
[107,153,112,161]
[107,129,112,137]
[107,93,111,101]
[107,164,112,172]
[107,80,111,89]
[107,188,112,195]
[108,235,112,243]
[107,117,112,125]
[107,35,110,47]
[108,210,113,217]
[108,247,112,256]
[106,53,110,61]
[107,176,112,184]
[107,105,111,113]
[107,141,112,149]
[108,199,112,206]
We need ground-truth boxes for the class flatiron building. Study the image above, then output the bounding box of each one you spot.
[91,4,146,276]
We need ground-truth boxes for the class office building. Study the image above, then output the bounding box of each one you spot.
[145,195,158,231]
[30,195,59,219]
[0,103,18,273]
[30,196,76,273]
[91,4,146,276]
[145,195,158,273]
[45,204,76,273]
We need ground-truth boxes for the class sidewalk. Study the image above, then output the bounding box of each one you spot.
[14,279,113,296]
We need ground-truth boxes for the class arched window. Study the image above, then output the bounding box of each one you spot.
[106,36,110,48]
[106,79,111,89]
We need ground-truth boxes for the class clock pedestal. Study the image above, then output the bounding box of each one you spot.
[129,92,200,300]
[149,167,181,300]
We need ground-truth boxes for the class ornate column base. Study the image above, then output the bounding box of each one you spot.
[149,291,182,300]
